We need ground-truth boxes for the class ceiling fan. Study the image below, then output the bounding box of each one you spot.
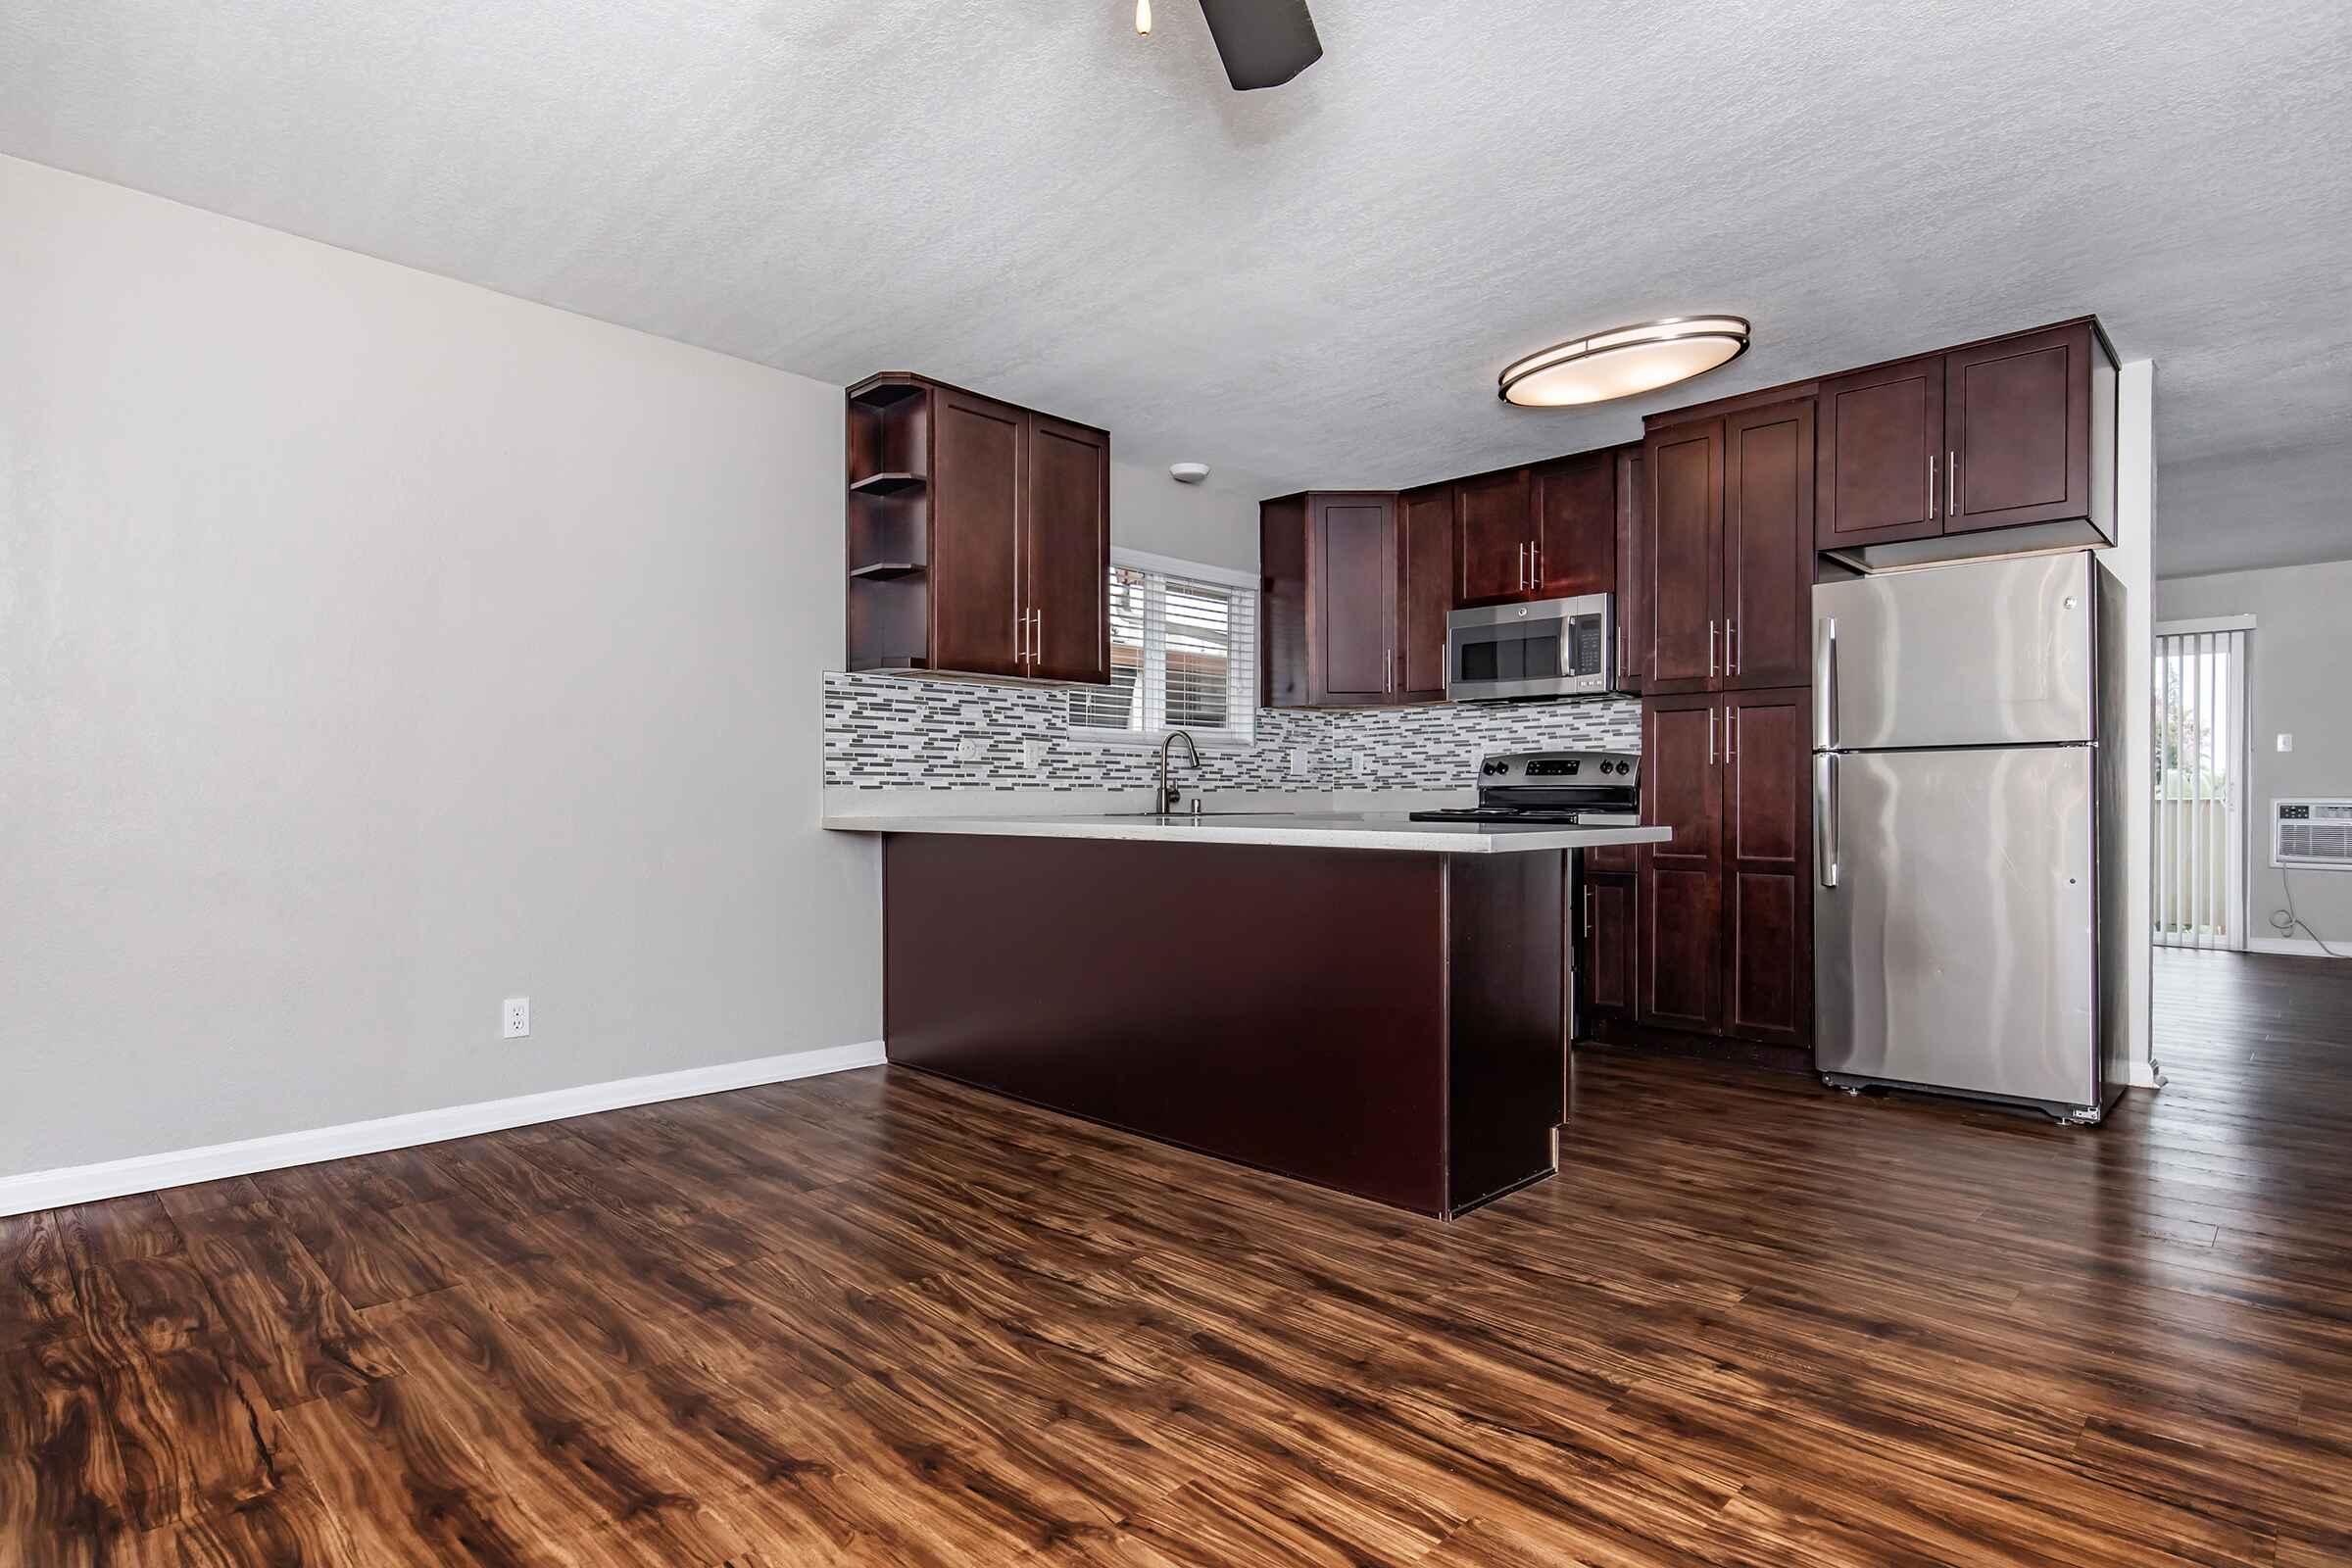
[1136,0,1323,91]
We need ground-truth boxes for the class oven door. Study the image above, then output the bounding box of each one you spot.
[1447,596,1612,700]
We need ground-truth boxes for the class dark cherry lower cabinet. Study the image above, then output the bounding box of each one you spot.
[1625,686,1812,1050]
[885,834,1568,1217]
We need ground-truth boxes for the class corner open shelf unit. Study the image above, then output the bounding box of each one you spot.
[846,373,935,672]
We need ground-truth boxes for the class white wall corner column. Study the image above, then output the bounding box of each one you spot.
[2116,359,2162,1089]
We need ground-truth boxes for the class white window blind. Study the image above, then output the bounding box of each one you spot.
[2153,625,2248,952]
[1069,552,1257,746]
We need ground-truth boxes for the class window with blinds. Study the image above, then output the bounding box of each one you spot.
[1068,553,1258,746]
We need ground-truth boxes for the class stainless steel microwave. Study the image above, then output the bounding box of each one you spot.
[1446,594,1614,701]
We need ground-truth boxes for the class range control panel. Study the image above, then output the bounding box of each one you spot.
[1478,750,1641,785]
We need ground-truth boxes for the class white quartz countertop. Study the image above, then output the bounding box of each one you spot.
[821,810,1672,856]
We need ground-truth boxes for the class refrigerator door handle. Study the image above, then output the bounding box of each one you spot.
[1813,615,1838,750]
[1814,753,1839,889]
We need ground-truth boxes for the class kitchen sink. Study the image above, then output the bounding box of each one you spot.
[1102,808,1297,819]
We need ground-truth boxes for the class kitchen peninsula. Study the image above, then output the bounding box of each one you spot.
[822,810,1667,1216]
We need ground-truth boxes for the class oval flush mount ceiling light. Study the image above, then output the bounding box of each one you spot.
[1497,316,1751,408]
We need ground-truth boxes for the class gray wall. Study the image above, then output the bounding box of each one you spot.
[2159,557,2352,948]
[0,156,880,1178]
[1109,458,1270,574]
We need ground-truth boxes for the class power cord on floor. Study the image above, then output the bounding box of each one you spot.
[2271,868,2344,957]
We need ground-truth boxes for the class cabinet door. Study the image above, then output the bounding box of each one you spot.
[1577,870,1638,1026]
[1641,418,1724,694]
[1533,450,1615,598]
[1612,444,1647,693]
[930,386,1028,677]
[1723,400,1815,690]
[1722,688,1812,1048]
[1455,469,1535,606]
[1817,356,1943,551]
[1639,695,1724,1033]
[1396,484,1453,701]
[1310,494,1398,705]
[1023,415,1110,684]
[1945,321,2094,535]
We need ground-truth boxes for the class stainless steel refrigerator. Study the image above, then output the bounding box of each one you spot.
[1812,551,2131,1123]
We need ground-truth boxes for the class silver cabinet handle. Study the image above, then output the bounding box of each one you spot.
[1726,704,1739,764]
[1813,615,1838,750]
[1582,882,1593,939]
[1727,617,1739,676]
[1708,705,1718,766]
[1034,609,1043,665]
[1929,454,1936,521]
[1815,754,1840,888]
[1016,610,1027,663]
[1531,541,1543,589]
[1708,618,1718,679]
[1385,648,1394,694]
[1948,450,1957,517]
[1517,541,1528,591]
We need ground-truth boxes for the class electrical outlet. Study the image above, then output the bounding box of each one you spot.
[2278,733,2294,753]
[503,997,530,1039]
[1022,738,1048,768]
[1289,748,1314,779]
[956,736,986,763]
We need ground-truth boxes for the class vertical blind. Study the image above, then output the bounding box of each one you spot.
[1069,559,1258,745]
[2153,627,2247,951]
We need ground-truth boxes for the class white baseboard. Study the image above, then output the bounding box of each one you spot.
[0,1041,887,1218]
[2246,937,2349,959]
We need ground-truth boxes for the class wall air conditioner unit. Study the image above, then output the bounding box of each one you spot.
[2271,800,2352,870]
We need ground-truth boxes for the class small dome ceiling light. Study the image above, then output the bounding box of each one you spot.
[1497,316,1751,408]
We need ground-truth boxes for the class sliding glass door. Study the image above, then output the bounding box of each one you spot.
[2153,623,2248,951]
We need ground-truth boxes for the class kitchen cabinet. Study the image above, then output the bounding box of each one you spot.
[845,373,1109,684]
[1817,319,2117,568]
[1455,451,1622,608]
[1455,468,1536,605]
[1641,400,1813,695]
[1262,490,1452,708]
[1722,686,1812,1047]
[1576,869,1638,1025]
[1633,687,1812,1047]
[1533,449,1618,599]
[1397,483,1454,701]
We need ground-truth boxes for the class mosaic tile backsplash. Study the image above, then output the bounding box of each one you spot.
[823,671,1642,794]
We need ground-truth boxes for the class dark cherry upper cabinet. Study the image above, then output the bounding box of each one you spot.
[1023,416,1111,683]
[1639,694,1725,1033]
[1816,319,2117,569]
[1612,444,1647,694]
[1454,468,1535,606]
[1817,356,1942,552]
[1723,400,1815,689]
[1263,491,1446,708]
[1722,687,1812,1047]
[1533,449,1616,599]
[927,385,1029,679]
[1946,322,2108,536]
[1640,417,1725,695]
[1313,494,1397,705]
[1397,484,1454,701]
[845,373,1108,685]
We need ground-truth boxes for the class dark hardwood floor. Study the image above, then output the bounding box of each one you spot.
[5,949,2350,1565]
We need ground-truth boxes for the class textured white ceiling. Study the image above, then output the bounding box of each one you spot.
[4,0,2347,575]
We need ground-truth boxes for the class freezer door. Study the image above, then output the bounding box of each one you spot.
[1815,746,2097,1108]
[1814,553,2094,751]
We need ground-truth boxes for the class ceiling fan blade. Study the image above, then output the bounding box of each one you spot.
[1196,0,1322,90]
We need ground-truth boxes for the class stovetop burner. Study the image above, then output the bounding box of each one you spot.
[1407,806,1640,825]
